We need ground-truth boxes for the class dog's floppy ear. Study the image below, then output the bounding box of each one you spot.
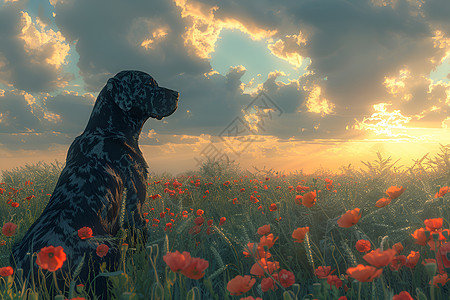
[106,77,134,112]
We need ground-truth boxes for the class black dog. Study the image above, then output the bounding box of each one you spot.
[11,70,179,298]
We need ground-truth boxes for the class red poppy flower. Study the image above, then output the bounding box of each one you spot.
[96,244,109,257]
[257,224,271,236]
[346,264,383,282]
[302,191,317,208]
[250,258,280,276]
[411,228,428,246]
[180,257,209,279]
[0,266,13,277]
[424,218,443,231]
[375,197,391,208]
[385,186,405,200]
[227,275,256,296]
[393,291,413,300]
[277,269,295,288]
[261,276,276,292]
[389,255,407,271]
[163,250,191,272]
[327,275,343,289]
[269,203,277,211]
[355,240,371,252]
[194,216,204,226]
[315,266,334,279]
[78,227,93,239]
[337,208,361,228]
[363,248,397,267]
[435,186,449,198]
[2,222,17,237]
[392,242,403,254]
[405,251,420,269]
[436,242,450,274]
[294,195,303,205]
[259,233,278,249]
[219,217,226,226]
[292,227,309,243]
[36,246,67,272]
[430,273,449,288]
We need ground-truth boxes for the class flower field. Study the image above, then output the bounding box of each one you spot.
[0,149,450,299]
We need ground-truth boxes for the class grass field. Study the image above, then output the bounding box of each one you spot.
[0,147,449,299]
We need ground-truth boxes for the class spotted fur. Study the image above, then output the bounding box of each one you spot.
[11,70,179,299]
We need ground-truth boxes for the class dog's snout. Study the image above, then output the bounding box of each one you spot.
[165,88,179,100]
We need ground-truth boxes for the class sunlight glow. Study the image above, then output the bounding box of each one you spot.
[354,103,412,137]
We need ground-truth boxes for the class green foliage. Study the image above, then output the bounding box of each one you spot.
[2,148,450,299]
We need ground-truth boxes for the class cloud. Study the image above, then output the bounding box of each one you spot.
[0,89,42,133]
[43,91,95,134]
[0,2,72,92]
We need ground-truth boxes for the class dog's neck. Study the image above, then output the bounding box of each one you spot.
[82,97,146,144]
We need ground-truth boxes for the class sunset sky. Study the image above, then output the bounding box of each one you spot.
[0,0,449,177]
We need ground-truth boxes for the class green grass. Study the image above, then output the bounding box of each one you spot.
[0,147,450,299]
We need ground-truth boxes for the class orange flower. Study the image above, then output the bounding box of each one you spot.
[375,197,391,208]
[337,208,361,228]
[392,242,403,254]
[393,291,413,300]
[363,248,397,267]
[315,266,334,279]
[430,273,449,288]
[36,246,67,272]
[96,244,109,258]
[259,233,278,249]
[405,251,420,269]
[227,275,256,296]
[78,227,93,239]
[163,251,191,272]
[292,227,309,243]
[219,217,226,226]
[424,218,443,231]
[196,209,204,216]
[411,228,428,246]
[294,195,303,205]
[436,242,450,274]
[385,186,405,200]
[269,203,277,211]
[250,258,280,276]
[355,240,371,252]
[302,191,317,208]
[435,186,449,198]
[0,266,13,277]
[257,224,271,236]
[180,257,209,279]
[346,264,383,282]
[2,222,17,237]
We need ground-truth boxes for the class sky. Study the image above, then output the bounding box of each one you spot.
[0,0,450,177]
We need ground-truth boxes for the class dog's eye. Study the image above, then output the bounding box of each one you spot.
[148,79,158,87]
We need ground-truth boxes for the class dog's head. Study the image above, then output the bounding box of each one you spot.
[105,70,179,121]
